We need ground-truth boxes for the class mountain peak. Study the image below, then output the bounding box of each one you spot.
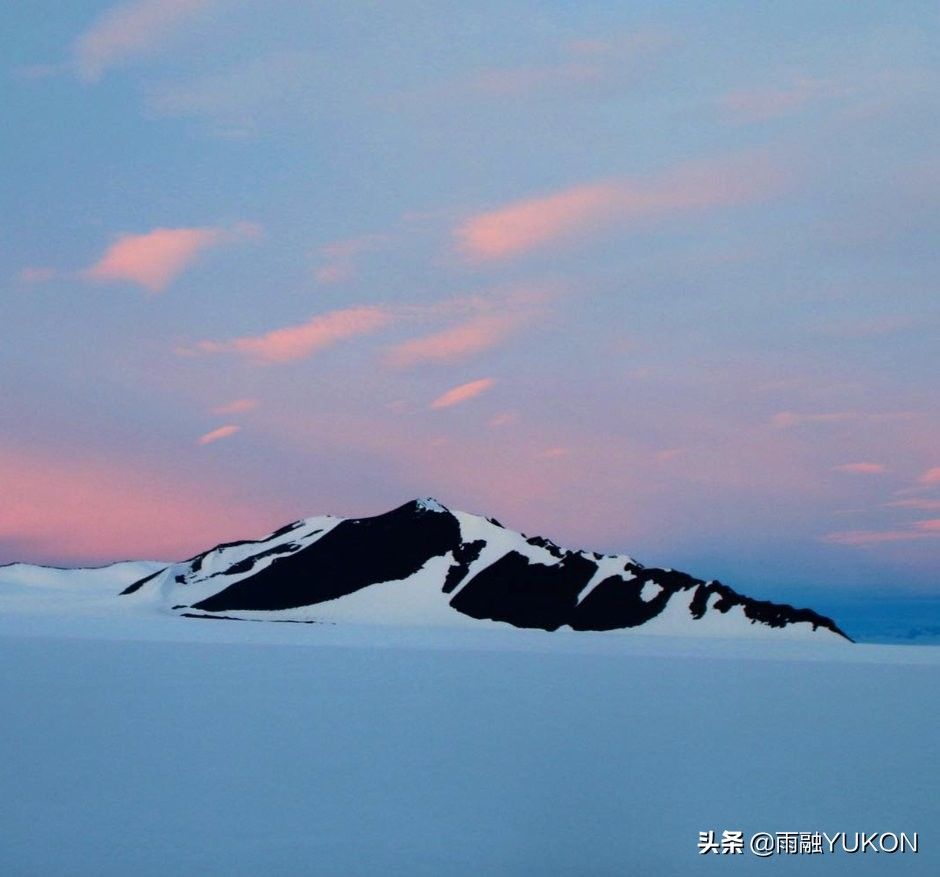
[413,497,449,513]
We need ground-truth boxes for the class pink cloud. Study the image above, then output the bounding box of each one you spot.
[0,442,285,563]
[886,499,940,511]
[194,305,392,364]
[454,154,784,260]
[384,285,550,367]
[197,424,241,446]
[430,378,495,410]
[210,398,258,415]
[73,0,214,82]
[920,466,940,484]
[83,225,249,292]
[833,462,887,474]
[819,529,929,546]
[538,447,570,460]
[821,514,940,546]
[386,313,525,368]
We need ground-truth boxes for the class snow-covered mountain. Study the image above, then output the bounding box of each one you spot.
[120,498,850,640]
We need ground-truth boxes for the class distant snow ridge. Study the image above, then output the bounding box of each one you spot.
[121,499,851,640]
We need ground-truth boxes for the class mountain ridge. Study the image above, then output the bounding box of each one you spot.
[120,498,852,641]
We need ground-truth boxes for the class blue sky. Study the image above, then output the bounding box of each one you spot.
[2,1,938,638]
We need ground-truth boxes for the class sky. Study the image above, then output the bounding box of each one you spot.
[2,1,938,637]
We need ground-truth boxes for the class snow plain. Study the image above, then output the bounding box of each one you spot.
[1,563,937,876]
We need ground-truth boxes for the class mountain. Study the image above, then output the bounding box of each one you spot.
[120,498,851,640]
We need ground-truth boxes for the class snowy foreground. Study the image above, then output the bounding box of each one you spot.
[1,565,937,876]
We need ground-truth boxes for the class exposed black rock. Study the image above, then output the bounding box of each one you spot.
[221,542,302,577]
[450,550,597,631]
[120,566,167,596]
[524,535,565,560]
[442,540,486,594]
[571,573,674,630]
[689,579,850,636]
[180,612,322,624]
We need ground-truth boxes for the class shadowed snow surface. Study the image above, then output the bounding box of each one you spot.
[0,613,936,877]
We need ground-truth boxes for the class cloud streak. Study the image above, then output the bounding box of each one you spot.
[454,154,784,260]
[430,378,495,409]
[920,466,940,485]
[887,498,940,511]
[73,0,214,82]
[833,462,887,474]
[821,524,940,547]
[193,306,392,363]
[383,284,551,368]
[386,313,525,368]
[210,398,258,415]
[197,424,241,445]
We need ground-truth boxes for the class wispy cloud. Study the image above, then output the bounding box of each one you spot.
[210,398,257,415]
[197,424,241,445]
[886,498,940,511]
[385,285,550,368]
[192,306,392,364]
[920,466,940,485]
[832,462,888,474]
[430,378,495,409]
[72,0,214,82]
[387,313,524,368]
[454,153,784,261]
[820,528,929,546]
[821,520,940,547]
[83,223,257,292]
